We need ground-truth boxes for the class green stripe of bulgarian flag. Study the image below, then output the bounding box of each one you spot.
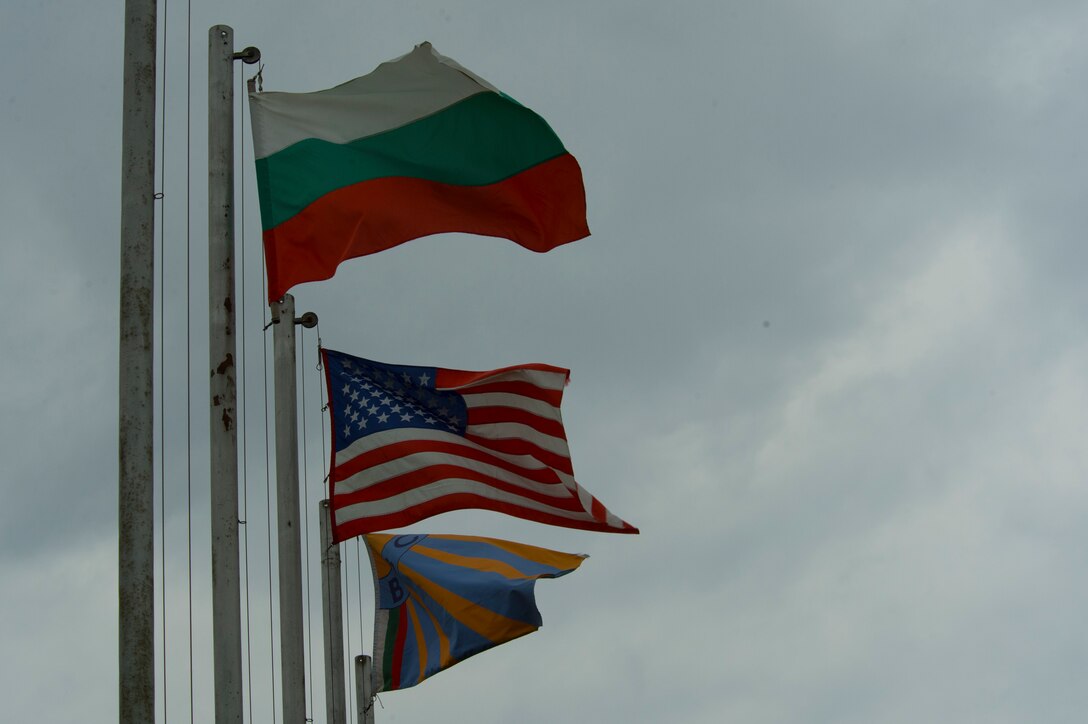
[254,92,567,230]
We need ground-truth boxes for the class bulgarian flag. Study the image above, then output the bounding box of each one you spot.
[249,42,590,303]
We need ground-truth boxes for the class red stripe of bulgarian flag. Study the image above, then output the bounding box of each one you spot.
[249,42,589,302]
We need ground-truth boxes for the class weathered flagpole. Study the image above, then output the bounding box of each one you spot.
[119,0,157,720]
[320,500,347,724]
[208,24,259,724]
[270,293,316,723]
[356,655,375,724]
[242,61,319,722]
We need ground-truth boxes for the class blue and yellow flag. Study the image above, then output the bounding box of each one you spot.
[365,533,586,692]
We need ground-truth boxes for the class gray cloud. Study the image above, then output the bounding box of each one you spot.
[3,1,1088,722]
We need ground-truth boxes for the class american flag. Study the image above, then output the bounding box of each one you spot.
[322,348,638,542]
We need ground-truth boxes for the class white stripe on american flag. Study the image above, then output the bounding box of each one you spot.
[334,427,560,471]
[463,421,570,457]
[459,392,562,422]
[336,447,573,499]
[336,478,604,524]
[577,485,593,514]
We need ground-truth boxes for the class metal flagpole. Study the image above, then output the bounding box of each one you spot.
[356,655,375,724]
[208,24,259,724]
[270,293,315,723]
[320,500,347,724]
[119,0,157,720]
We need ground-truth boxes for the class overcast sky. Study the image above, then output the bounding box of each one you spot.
[3,1,1088,722]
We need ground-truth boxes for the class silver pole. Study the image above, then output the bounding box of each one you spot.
[320,500,347,724]
[356,656,375,724]
[119,0,156,720]
[208,24,244,724]
[272,293,307,723]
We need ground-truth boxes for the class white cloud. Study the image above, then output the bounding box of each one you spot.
[755,216,1014,484]
[0,538,118,723]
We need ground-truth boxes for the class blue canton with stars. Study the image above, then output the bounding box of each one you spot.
[324,349,468,451]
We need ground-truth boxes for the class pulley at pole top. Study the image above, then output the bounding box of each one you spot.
[232,46,261,64]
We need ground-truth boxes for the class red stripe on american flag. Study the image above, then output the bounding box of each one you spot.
[455,379,565,406]
[591,496,607,521]
[333,493,636,540]
[465,405,567,440]
[331,438,565,486]
[333,462,588,510]
[462,434,574,475]
[435,365,568,390]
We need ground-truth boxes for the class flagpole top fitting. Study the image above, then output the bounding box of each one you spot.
[295,312,318,329]
[233,46,261,64]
